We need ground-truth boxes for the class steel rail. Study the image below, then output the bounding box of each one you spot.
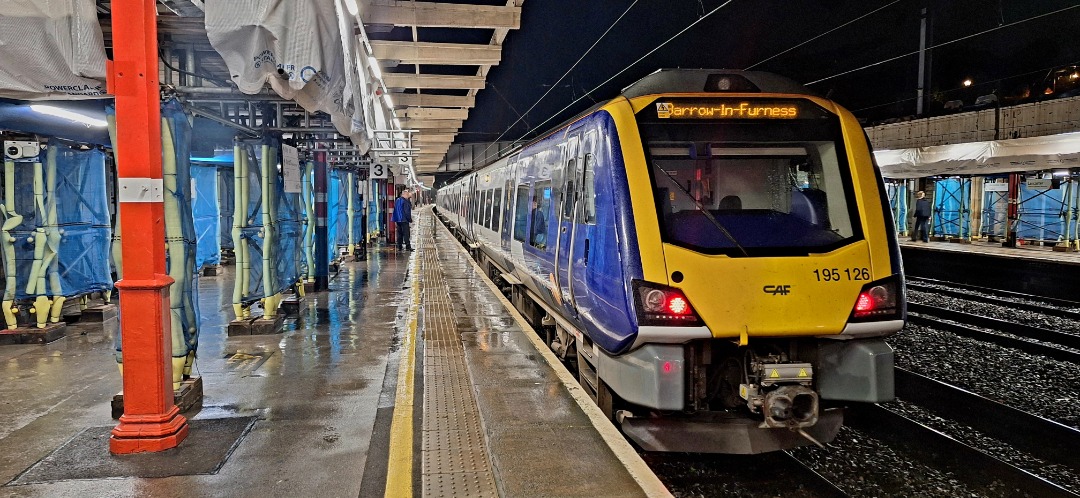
[908,302,1080,353]
[895,368,1080,471]
[907,313,1080,364]
[845,403,1079,497]
[780,451,850,497]
[907,281,1080,321]
[908,276,1080,310]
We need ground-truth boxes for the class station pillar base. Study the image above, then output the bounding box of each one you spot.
[0,323,67,345]
[110,405,189,454]
[280,295,307,315]
[227,314,285,336]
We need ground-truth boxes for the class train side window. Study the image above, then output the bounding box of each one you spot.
[531,181,551,249]
[472,190,480,224]
[480,189,488,228]
[513,185,529,242]
[485,189,494,229]
[582,154,596,224]
[563,158,577,220]
[492,187,503,232]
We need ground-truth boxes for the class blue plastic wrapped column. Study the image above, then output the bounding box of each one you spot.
[314,152,328,291]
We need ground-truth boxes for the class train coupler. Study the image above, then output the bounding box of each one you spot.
[740,361,819,429]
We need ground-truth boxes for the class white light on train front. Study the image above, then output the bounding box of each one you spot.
[644,289,666,312]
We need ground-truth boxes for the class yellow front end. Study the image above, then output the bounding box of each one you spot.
[664,242,873,338]
[615,92,899,339]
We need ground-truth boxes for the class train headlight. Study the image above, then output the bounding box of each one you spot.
[850,276,903,321]
[643,289,666,312]
[634,280,702,326]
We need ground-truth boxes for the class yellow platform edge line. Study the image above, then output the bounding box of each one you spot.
[385,233,423,498]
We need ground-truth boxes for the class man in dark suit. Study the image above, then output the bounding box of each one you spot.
[912,191,931,242]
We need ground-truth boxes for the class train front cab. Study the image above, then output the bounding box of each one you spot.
[601,81,905,454]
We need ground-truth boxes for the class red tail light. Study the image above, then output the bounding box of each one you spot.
[854,292,875,312]
[634,280,702,326]
[851,277,902,321]
[667,296,690,315]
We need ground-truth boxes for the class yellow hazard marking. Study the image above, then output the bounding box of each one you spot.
[385,251,421,498]
[798,368,809,378]
[769,369,779,378]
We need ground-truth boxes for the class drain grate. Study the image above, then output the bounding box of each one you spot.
[223,350,272,372]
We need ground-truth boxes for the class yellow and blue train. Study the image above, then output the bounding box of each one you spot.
[435,69,905,454]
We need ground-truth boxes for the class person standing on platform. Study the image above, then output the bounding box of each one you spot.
[393,189,414,251]
[913,190,931,242]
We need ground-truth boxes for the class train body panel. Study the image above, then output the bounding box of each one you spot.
[661,242,872,338]
[436,69,906,454]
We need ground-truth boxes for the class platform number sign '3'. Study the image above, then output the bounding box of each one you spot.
[370,163,388,179]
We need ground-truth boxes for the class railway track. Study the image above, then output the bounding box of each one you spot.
[898,280,1080,494]
[895,368,1080,472]
[906,302,1080,364]
[908,277,1080,314]
[845,400,1078,497]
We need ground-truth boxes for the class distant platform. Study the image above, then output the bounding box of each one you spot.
[899,239,1080,266]
[900,239,1080,301]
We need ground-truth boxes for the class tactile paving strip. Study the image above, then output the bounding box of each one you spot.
[417,215,500,498]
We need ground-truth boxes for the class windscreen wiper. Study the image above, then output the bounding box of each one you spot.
[652,162,749,257]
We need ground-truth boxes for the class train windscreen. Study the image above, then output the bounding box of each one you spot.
[636,98,863,257]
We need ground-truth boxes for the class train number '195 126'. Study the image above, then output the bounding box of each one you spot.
[813,267,870,282]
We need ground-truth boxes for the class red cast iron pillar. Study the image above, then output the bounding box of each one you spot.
[109,0,189,454]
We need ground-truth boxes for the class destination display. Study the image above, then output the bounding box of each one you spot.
[643,98,829,121]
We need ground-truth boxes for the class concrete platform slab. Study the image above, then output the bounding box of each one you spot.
[10,416,255,484]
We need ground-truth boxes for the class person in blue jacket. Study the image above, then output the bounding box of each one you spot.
[393,188,414,251]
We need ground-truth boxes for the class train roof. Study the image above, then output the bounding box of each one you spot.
[454,69,818,177]
[620,69,817,99]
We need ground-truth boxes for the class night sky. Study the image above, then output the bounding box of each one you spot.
[457,0,1080,144]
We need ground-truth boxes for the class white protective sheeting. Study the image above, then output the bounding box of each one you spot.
[0,0,107,100]
[876,131,1080,179]
[205,0,369,152]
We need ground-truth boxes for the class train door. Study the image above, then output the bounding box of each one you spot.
[555,130,582,317]
[501,160,517,252]
[568,131,597,318]
[466,175,477,239]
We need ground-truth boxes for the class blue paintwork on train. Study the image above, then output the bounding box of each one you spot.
[441,110,645,354]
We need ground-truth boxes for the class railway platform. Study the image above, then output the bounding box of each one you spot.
[899,239,1080,301]
[0,207,666,497]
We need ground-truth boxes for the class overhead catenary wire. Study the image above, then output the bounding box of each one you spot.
[744,0,902,71]
[805,3,1080,86]
[480,0,642,158]
[513,0,736,145]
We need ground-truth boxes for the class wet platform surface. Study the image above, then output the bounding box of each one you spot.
[0,207,663,497]
[899,238,1080,264]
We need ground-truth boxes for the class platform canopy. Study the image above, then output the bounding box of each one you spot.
[0,0,523,178]
[362,0,524,172]
[876,131,1080,179]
